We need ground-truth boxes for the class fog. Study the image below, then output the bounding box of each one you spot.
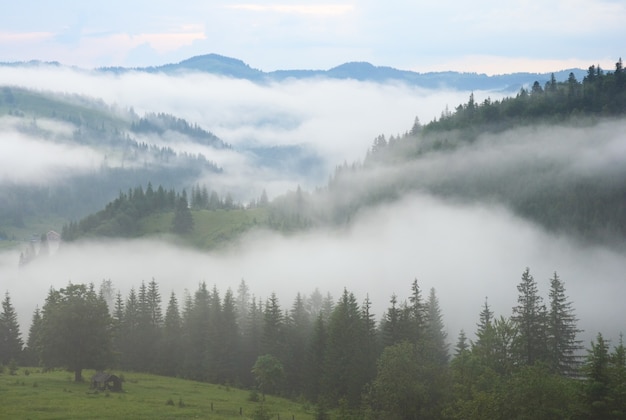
[1,64,625,351]
[0,122,103,185]
[3,191,626,348]
[0,65,499,193]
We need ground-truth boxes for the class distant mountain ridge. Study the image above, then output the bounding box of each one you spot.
[92,53,588,92]
[0,53,588,92]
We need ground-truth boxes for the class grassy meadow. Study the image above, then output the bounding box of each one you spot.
[140,208,270,249]
[0,368,316,419]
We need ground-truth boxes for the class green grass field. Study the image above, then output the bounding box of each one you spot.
[140,208,270,249]
[0,368,316,419]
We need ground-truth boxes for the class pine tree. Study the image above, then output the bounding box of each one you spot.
[119,287,140,370]
[511,268,548,366]
[546,272,583,376]
[381,294,402,347]
[361,294,379,382]
[424,287,449,365]
[40,284,111,382]
[472,297,499,371]
[450,330,472,400]
[322,289,367,408]
[219,288,239,384]
[236,279,250,331]
[284,293,311,396]
[240,296,263,387]
[181,282,211,381]
[304,314,327,402]
[262,293,284,360]
[172,194,194,234]
[408,278,427,343]
[23,306,42,366]
[0,292,23,365]
[159,291,182,377]
[584,333,611,419]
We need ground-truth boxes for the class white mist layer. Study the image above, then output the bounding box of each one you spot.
[3,193,624,347]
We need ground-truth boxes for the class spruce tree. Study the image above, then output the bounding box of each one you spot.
[381,294,402,347]
[546,272,583,376]
[119,288,140,370]
[408,278,427,343]
[424,287,449,365]
[0,292,23,365]
[304,314,326,402]
[23,306,42,366]
[40,284,111,382]
[172,194,194,234]
[219,288,239,384]
[322,289,367,408]
[159,291,182,376]
[511,268,548,366]
[472,297,496,365]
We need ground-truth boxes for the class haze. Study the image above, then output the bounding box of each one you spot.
[1,65,625,350]
[4,192,625,348]
[0,65,497,195]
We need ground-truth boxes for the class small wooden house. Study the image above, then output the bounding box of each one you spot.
[91,372,122,392]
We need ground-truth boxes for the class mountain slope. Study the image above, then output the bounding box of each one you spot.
[94,53,588,92]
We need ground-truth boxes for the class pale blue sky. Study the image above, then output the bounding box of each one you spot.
[0,0,623,74]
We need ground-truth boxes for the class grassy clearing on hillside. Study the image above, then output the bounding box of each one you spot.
[141,208,270,249]
[0,368,315,419]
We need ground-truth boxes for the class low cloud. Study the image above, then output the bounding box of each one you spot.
[0,129,102,185]
[0,64,497,196]
[4,192,625,347]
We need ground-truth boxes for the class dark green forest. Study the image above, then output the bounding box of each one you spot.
[57,58,626,248]
[3,59,626,418]
[0,88,224,232]
[2,269,625,419]
[320,59,626,247]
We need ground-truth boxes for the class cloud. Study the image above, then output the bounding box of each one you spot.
[0,121,102,185]
[0,65,491,193]
[0,0,623,72]
[226,3,355,16]
[0,31,55,43]
[4,191,625,348]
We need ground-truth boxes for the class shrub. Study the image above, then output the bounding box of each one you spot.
[248,389,260,402]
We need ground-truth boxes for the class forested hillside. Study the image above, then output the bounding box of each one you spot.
[305,59,626,248]
[49,58,626,249]
[0,88,224,234]
[2,269,626,418]
[0,86,323,246]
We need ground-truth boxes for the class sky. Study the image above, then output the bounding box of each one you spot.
[0,0,623,74]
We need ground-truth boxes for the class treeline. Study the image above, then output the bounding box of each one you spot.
[0,87,225,232]
[130,112,229,148]
[61,183,195,240]
[322,59,626,246]
[3,269,626,418]
[60,183,263,241]
[423,58,626,135]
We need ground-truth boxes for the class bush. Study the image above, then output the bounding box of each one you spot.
[248,389,260,402]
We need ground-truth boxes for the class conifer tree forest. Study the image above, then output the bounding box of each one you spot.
[2,268,626,419]
[3,58,626,419]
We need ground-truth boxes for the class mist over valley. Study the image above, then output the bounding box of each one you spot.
[1,57,625,341]
[1,54,626,418]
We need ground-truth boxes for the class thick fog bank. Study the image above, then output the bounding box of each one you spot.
[3,193,624,347]
[0,65,501,181]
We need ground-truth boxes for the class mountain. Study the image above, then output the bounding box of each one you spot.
[96,53,588,92]
[0,86,324,242]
